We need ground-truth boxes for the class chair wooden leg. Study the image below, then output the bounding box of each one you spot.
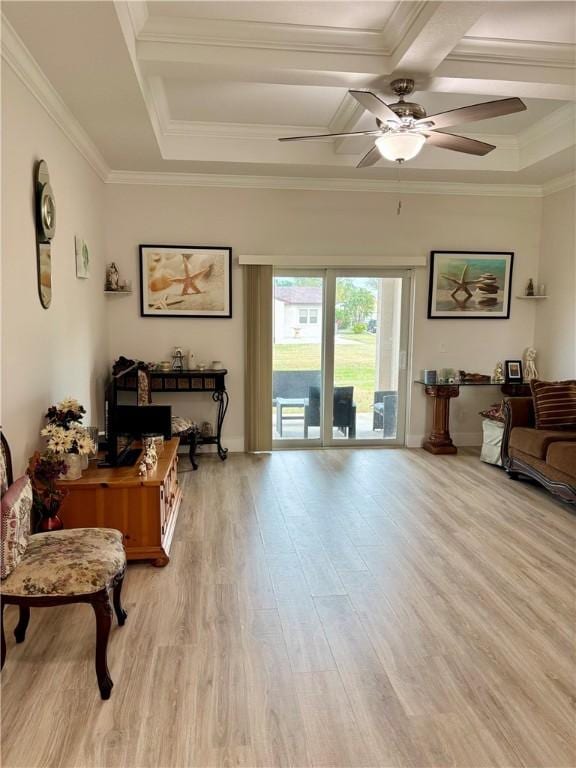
[91,590,113,700]
[189,433,199,471]
[14,606,30,644]
[1,604,6,670]
[112,574,127,626]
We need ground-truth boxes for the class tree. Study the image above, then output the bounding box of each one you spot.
[336,280,376,326]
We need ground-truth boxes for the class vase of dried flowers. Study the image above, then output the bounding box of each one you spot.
[41,397,95,479]
[27,452,69,532]
[62,453,83,480]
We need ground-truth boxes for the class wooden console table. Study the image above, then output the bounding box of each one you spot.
[116,368,229,469]
[416,381,531,455]
[57,438,181,566]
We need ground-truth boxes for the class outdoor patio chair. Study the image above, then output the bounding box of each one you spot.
[304,386,356,438]
[373,391,398,438]
[273,370,321,437]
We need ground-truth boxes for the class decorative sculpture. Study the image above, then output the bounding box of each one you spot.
[493,361,505,383]
[524,348,538,381]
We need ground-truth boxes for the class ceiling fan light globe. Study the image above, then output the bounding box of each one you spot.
[375,133,425,162]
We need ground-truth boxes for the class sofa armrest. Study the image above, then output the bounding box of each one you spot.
[505,397,535,428]
[501,397,535,467]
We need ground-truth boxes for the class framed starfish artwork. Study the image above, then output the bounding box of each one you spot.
[427,251,514,319]
[139,245,232,318]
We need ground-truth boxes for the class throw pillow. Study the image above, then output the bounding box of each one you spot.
[479,401,505,423]
[1,476,32,579]
[531,379,576,430]
[0,441,8,497]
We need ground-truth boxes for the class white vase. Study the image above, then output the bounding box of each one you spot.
[61,453,82,481]
[81,454,89,470]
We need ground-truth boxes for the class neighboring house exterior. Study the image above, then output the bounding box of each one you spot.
[274,285,323,342]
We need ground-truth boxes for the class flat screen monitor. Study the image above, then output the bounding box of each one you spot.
[116,405,172,440]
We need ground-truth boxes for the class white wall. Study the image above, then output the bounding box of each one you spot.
[105,184,542,449]
[535,186,576,379]
[1,66,108,473]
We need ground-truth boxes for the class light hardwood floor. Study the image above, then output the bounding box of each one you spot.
[2,448,575,767]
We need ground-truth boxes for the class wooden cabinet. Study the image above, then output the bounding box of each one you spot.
[57,438,182,566]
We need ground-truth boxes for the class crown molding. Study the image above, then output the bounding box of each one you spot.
[139,16,389,56]
[106,170,543,197]
[542,172,576,196]
[1,15,109,181]
[451,37,576,69]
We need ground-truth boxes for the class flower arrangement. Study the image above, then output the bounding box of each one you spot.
[41,397,95,456]
[27,451,69,525]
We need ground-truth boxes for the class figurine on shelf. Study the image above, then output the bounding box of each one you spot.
[524,347,538,381]
[105,262,120,291]
[493,361,505,384]
[172,347,184,372]
[526,278,535,297]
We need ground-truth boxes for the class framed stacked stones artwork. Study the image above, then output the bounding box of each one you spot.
[427,251,514,319]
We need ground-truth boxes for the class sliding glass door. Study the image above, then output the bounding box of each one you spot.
[272,269,410,447]
[273,272,324,443]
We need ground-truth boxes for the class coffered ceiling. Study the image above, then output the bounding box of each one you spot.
[2,0,576,186]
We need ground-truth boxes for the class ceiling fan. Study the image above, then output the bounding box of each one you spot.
[278,78,526,167]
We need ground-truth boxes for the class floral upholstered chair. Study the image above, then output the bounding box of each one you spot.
[0,431,127,700]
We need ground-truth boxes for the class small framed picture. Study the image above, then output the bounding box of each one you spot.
[139,245,232,318]
[505,360,523,382]
[75,236,90,278]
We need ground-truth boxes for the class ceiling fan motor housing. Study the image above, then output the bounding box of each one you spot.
[376,78,427,124]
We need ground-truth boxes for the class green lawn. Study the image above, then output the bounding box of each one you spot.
[273,332,377,413]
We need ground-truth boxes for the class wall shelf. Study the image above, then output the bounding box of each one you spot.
[516,295,548,300]
[104,290,132,295]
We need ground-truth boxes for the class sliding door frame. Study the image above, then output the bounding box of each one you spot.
[272,267,412,450]
[322,269,411,447]
[272,268,326,449]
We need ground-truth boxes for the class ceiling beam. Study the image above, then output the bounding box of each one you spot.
[137,40,391,87]
[431,59,576,100]
[389,1,490,75]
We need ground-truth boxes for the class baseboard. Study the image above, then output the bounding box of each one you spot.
[407,432,483,448]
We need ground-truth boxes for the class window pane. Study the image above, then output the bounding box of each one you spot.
[309,309,318,324]
[273,276,323,440]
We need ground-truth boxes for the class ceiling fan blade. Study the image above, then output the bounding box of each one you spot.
[349,90,401,125]
[279,129,383,142]
[424,131,496,156]
[356,145,382,168]
[417,97,526,130]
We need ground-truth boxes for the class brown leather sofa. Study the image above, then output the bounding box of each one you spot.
[502,398,576,503]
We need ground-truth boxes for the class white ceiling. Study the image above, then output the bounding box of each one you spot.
[2,0,576,185]
[467,2,576,44]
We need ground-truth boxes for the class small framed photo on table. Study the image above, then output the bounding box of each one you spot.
[505,360,523,382]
